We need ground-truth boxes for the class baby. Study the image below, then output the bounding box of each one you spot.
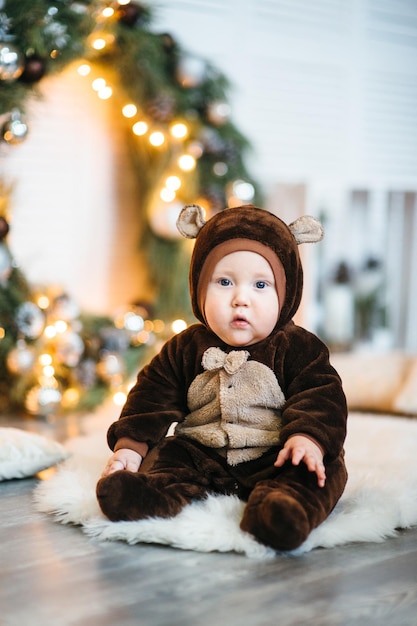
[96,204,347,551]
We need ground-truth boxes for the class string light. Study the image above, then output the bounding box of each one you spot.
[102,7,115,18]
[77,63,91,77]
[43,365,55,377]
[92,77,106,91]
[165,176,181,191]
[39,354,52,366]
[98,85,113,100]
[55,320,68,333]
[44,325,57,339]
[132,121,148,136]
[91,37,106,51]
[170,122,188,139]
[171,319,187,334]
[36,295,50,309]
[178,154,196,171]
[122,104,137,118]
[160,188,176,202]
[113,391,127,406]
[149,131,165,146]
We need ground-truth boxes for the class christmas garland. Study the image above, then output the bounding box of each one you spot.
[0,0,261,417]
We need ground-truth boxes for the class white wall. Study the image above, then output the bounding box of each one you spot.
[1,65,146,314]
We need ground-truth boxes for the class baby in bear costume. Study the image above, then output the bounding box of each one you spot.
[97,204,348,551]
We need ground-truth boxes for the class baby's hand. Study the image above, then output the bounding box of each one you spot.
[274,435,326,487]
[101,448,142,478]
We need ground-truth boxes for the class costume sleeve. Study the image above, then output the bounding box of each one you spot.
[106,330,192,452]
[277,326,347,461]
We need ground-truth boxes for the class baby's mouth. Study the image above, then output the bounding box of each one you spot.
[232,314,249,327]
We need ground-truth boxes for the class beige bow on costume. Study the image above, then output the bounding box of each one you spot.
[202,347,250,375]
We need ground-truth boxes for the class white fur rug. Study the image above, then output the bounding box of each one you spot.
[34,410,417,559]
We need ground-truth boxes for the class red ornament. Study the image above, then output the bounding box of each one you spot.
[20,56,46,83]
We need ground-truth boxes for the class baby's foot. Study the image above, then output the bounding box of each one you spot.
[240,491,310,551]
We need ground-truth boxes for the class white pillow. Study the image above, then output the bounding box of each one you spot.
[0,427,69,481]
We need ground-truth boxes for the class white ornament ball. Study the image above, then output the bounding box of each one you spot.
[148,198,183,239]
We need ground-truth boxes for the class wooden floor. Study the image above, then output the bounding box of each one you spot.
[1,415,417,626]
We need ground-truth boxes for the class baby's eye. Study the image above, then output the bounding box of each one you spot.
[219,278,231,286]
[255,280,268,289]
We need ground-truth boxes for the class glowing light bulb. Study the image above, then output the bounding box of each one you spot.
[178,154,196,171]
[149,131,165,147]
[37,295,50,309]
[166,175,181,191]
[92,37,106,51]
[98,86,113,100]
[92,78,106,91]
[160,188,176,202]
[122,104,137,118]
[44,325,57,339]
[132,121,148,136]
[39,354,53,366]
[171,319,187,334]
[77,64,91,77]
[55,320,68,333]
[43,365,55,377]
[170,123,188,139]
[102,7,115,17]
[113,391,127,406]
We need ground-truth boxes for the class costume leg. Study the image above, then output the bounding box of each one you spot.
[240,455,347,551]
[96,436,235,522]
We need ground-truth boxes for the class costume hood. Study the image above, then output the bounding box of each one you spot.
[177,204,323,331]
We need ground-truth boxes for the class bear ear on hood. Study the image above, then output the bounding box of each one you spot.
[177,203,324,245]
[177,204,206,239]
[288,215,324,245]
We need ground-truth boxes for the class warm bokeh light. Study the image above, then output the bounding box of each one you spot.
[160,188,176,202]
[113,391,127,406]
[39,354,53,366]
[36,295,50,309]
[55,320,68,333]
[44,325,57,339]
[170,122,188,139]
[98,86,113,100]
[149,131,165,146]
[165,175,181,191]
[91,37,106,51]
[132,121,148,136]
[122,104,137,118]
[171,319,187,334]
[102,7,115,18]
[178,154,196,171]
[77,63,91,77]
[92,77,106,91]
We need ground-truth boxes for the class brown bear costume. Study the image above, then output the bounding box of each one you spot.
[96,204,348,551]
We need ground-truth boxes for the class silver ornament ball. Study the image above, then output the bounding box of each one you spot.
[0,43,24,81]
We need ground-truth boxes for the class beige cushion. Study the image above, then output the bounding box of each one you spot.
[330,352,411,413]
[393,357,417,415]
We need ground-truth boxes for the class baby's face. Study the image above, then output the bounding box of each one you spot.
[204,250,279,346]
